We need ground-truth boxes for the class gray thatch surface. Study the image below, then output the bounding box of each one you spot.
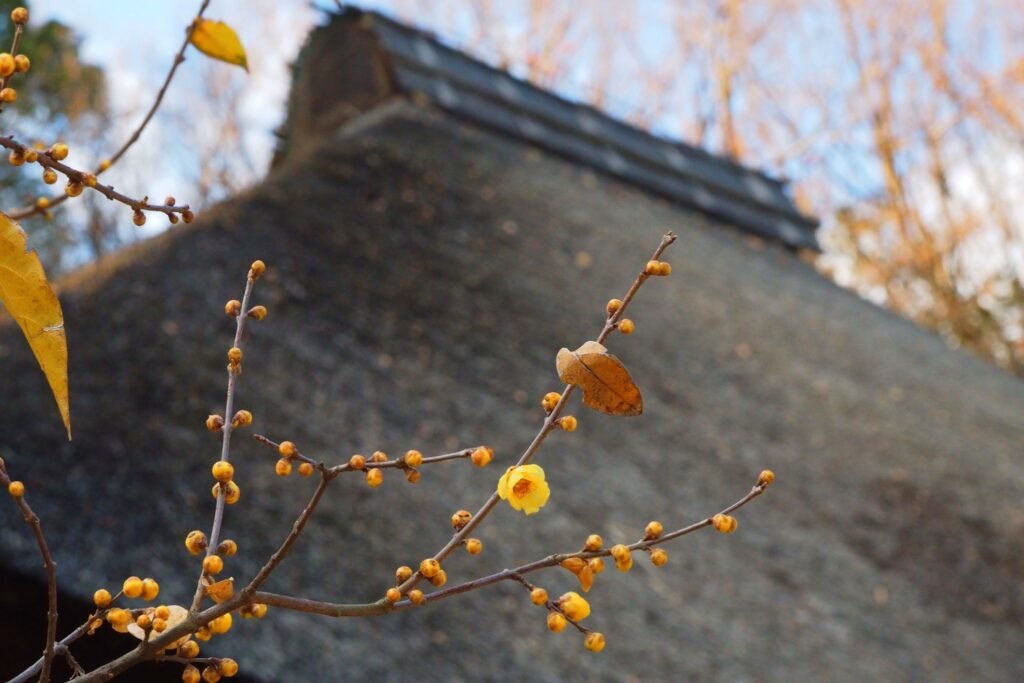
[3,101,1023,681]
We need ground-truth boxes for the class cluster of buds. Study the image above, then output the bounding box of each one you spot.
[275,440,314,477]
[181,656,239,683]
[524,580,605,652]
[643,259,673,277]
[0,8,31,105]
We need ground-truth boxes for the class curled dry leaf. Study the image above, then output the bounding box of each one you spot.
[206,577,235,603]
[189,19,249,71]
[556,341,642,416]
[0,212,70,437]
[126,605,190,649]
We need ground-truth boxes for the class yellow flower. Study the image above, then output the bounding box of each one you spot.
[558,591,591,621]
[496,464,551,515]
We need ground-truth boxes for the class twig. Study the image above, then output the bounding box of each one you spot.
[0,461,59,683]
[6,0,210,220]
[189,267,257,612]
[0,136,191,218]
[252,434,483,475]
[396,231,678,595]
[246,476,768,617]
[0,18,24,114]
[10,617,96,683]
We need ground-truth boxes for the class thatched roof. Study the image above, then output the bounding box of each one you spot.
[2,8,1022,683]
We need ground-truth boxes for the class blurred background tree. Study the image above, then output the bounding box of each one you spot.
[0,0,115,271]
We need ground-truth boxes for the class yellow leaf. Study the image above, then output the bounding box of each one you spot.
[556,341,642,416]
[0,212,70,437]
[189,19,248,71]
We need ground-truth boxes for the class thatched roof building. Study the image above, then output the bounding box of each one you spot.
[2,8,1021,682]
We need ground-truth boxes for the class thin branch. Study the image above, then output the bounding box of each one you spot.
[252,434,483,475]
[246,475,769,618]
[396,231,678,595]
[0,136,192,218]
[0,19,24,114]
[190,267,258,612]
[10,616,98,683]
[0,461,59,683]
[7,0,210,220]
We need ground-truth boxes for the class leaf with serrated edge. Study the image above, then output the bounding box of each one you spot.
[0,212,70,437]
[189,19,249,71]
[556,340,642,416]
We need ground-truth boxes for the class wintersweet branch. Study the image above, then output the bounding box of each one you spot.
[396,231,678,596]
[189,261,263,612]
[6,0,210,220]
[0,458,59,683]
[0,12,24,113]
[0,135,192,221]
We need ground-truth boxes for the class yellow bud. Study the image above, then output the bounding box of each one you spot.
[183,664,201,683]
[470,446,493,467]
[122,576,143,599]
[408,589,425,605]
[178,640,200,658]
[588,557,605,574]
[65,180,84,197]
[584,631,606,652]
[404,449,423,467]
[205,414,224,432]
[23,149,37,163]
[712,513,738,534]
[106,608,131,630]
[366,468,383,488]
[98,158,111,172]
[227,347,243,364]
[405,468,421,484]
[541,391,562,412]
[465,538,483,555]
[217,539,238,556]
[606,298,623,315]
[249,260,266,279]
[49,143,68,161]
[645,260,661,275]
[370,450,388,463]
[658,261,672,276]
[135,613,152,630]
[558,591,591,621]
[610,544,630,562]
[209,612,232,634]
[231,410,252,428]
[758,469,776,487]
[219,658,239,678]
[275,458,292,477]
[395,565,413,583]
[141,577,160,601]
[203,663,221,682]
[429,569,448,587]
[0,53,13,77]
[194,626,212,642]
[13,54,29,73]
[217,480,241,504]
[451,509,472,530]
[650,548,668,567]
[618,318,635,335]
[132,210,146,227]
[559,415,578,432]
[385,588,402,604]
[93,589,112,608]
[211,460,234,483]
[584,534,603,552]
[349,454,366,470]
[276,440,297,458]
[644,520,664,540]
[419,558,440,579]
[202,555,224,576]
[8,150,24,166]
[7,480,24,497]
[155,605,170,620]
[186,530,208,555]
[247,305,267,320]
[82,173,97,187]
[298,462,314,477]
[547,612,567,632]
[615,554,634,572]
[530,587,548,606]
[10,7,28,24]
[35,196,50,209]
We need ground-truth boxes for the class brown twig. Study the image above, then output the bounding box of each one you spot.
[395,231,678,595]
[0,461,59,683]
[189,266,258,612]
[7,0,210,220]
[0,136,191,217]
[10,615,100,683]
[246,475,768,617]
[252,434,484,475]
[0,19,24,114]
